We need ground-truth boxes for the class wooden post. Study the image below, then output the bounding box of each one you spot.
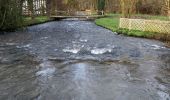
[102,10,104,15]
[168,0,170,18]
[168,10,170,19]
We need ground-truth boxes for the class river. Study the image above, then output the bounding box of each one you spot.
[0,20,170,100]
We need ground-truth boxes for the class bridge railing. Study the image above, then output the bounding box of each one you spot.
[51,10,105,16]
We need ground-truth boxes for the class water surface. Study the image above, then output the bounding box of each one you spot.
[0,20,170,100]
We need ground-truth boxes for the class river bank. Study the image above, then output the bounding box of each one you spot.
[95,17,170,47]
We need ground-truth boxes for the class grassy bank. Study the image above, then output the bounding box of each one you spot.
[95,17,170,47]
[95,17,119,32]
[0,16,50,32]
[95,17,151,37]
[23,16,51,26]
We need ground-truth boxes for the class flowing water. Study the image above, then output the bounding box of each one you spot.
[0,20,170,100]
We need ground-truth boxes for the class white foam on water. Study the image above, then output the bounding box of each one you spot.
[63,48,80,54]
[157,90,170,100]
[158,84,166,91]
[16,46,21,48]
[36,68,56,76]
[91,48,112,55]
[5,43,17,45]
[72,41,79,44]
[151,45,165,50]
[36,61,55,76]
[16,44,32,49]
[23,44,32,48]
[80,39,88,42]
[80,45,85,48]
[40,37,48,40]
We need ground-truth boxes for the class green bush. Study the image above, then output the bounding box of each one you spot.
[0,0,23,31]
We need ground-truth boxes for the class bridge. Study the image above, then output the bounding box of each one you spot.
[50,10,106,20]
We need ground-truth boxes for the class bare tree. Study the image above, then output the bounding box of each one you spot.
[165,0,170,17]
[120,0,138,18]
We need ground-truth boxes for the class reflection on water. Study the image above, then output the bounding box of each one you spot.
[74,63,87,80]
[36,61,56,77]
[0,45,170,100]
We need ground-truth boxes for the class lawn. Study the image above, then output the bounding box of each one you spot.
[95,17,119,32]
[95,17,154,37]
[23,16,50,26]
[95,15,170,47]
[95,14,170,37]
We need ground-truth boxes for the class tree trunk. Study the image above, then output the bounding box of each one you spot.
[121,0,137,18]
[28,0,35,19]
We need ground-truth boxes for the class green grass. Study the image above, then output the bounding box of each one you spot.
[95,17,119,32]
[95,14,170,35]
[117,28,155,37]
[95,16,170,47]
[23,16,50,26]
[105,13,120,17]
[95,17,156,37]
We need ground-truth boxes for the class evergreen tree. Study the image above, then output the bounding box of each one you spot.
[98,0,105,15]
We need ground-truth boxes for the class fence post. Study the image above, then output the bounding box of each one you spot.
[143,20,146,32]
[129,19,132,30]
[119,18,122,28]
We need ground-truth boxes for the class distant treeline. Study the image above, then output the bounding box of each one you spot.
[0,0,169,31]
[48,0,169,15]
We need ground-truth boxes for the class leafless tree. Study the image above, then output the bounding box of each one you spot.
[120,0,138,18]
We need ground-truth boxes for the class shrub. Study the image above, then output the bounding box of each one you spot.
[0,0,23,31]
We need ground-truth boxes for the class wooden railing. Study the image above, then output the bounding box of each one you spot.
[51,10,105,16]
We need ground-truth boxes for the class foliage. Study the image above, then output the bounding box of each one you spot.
[0,0,23,31]
[98,0,105,11]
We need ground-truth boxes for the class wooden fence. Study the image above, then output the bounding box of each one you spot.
[119,18,170,34]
